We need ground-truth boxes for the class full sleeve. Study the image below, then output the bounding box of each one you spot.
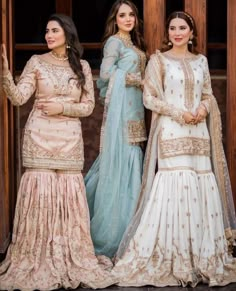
[200,56,214,113]
[62,60,95,117]
[143,54,185,125]
[96,37,121,98]
[2,55,37,106]
[99,37,121,82]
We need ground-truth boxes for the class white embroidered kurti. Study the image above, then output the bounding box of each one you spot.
[152,54,211,170]
[112,52,236,287]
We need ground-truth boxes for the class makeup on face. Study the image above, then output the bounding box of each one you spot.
[45,20,66,53]
[116,3,136,34]
[168,18,192,47]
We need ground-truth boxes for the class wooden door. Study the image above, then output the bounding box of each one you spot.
[0,0,15,255]
[227,0,236,203]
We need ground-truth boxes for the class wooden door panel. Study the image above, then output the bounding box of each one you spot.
[227,0,236,206]
[184,0,207,54]
[0,0,14,254]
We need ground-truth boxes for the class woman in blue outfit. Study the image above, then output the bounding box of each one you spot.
[85,0,147,259]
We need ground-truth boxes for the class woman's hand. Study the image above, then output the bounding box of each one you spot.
[183,111,196,125]
[1,44,9,74]
[36,102,63,116]
[139,79,144,91]
[194,105,207,124]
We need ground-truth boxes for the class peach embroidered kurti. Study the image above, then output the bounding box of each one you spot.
[3,54,94,170]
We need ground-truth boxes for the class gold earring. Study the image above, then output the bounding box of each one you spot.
[188,37,193,45]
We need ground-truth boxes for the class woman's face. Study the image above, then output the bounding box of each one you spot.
[116,3,136,34]
[168,17,193,48]
[45,20,66,52]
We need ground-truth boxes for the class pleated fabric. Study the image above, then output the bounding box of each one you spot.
[0,170,115,291]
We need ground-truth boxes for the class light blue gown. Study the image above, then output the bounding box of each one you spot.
[85,35,147,258]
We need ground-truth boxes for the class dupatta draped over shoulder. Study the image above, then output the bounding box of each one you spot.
[85,36,147,258]
[116,50,236,259]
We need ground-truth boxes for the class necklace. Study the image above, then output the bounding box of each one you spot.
[166,49,191,60]
[50,51,68,61]
[116,31,133,46]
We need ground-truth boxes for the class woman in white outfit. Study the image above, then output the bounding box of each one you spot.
[112,11,236,287]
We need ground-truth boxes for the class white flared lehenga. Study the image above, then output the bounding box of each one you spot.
[112,51,236,287]
[0,54,115,290]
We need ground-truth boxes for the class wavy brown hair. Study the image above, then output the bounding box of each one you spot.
[161,11,199,55]
[102,0,146,52]
[47,14,87,92]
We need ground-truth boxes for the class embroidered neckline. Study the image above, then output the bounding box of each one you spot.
[115,31,133,47]
[163,51,199,61]
[114,33,146,76]
[50,51,68,61]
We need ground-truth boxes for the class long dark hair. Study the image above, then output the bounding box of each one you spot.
[47,14,86,90]
[102,0,146,51]
[161,11,199,54]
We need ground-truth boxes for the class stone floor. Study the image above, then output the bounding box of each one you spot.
[57,283,236,291]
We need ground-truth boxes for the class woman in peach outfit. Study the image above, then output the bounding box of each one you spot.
[0,13,114,291]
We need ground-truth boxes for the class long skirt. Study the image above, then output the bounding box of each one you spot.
[112,155,236,287]
[85,145,143,258]
[0,169,115,291]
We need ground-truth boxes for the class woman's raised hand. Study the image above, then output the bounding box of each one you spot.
[1,44,9,74]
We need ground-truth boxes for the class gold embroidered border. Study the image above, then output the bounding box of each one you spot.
[99,73,115,152]
[158,166,212,174]
[23,130,84,170]
[160,136,210,158]
[25,168,82,174]
[23,157,84,171]
[127,119,147,143]
[181,60,195,111]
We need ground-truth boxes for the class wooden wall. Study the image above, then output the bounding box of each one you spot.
[0,0,15,254]
[227,0,236,201]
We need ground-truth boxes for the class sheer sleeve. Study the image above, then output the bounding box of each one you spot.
[200,55,214,113]
[62,60,95,117]
[96,37,122,99]
[99,37,122,81]
[143,54,185,125]
[2,55,37,106]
